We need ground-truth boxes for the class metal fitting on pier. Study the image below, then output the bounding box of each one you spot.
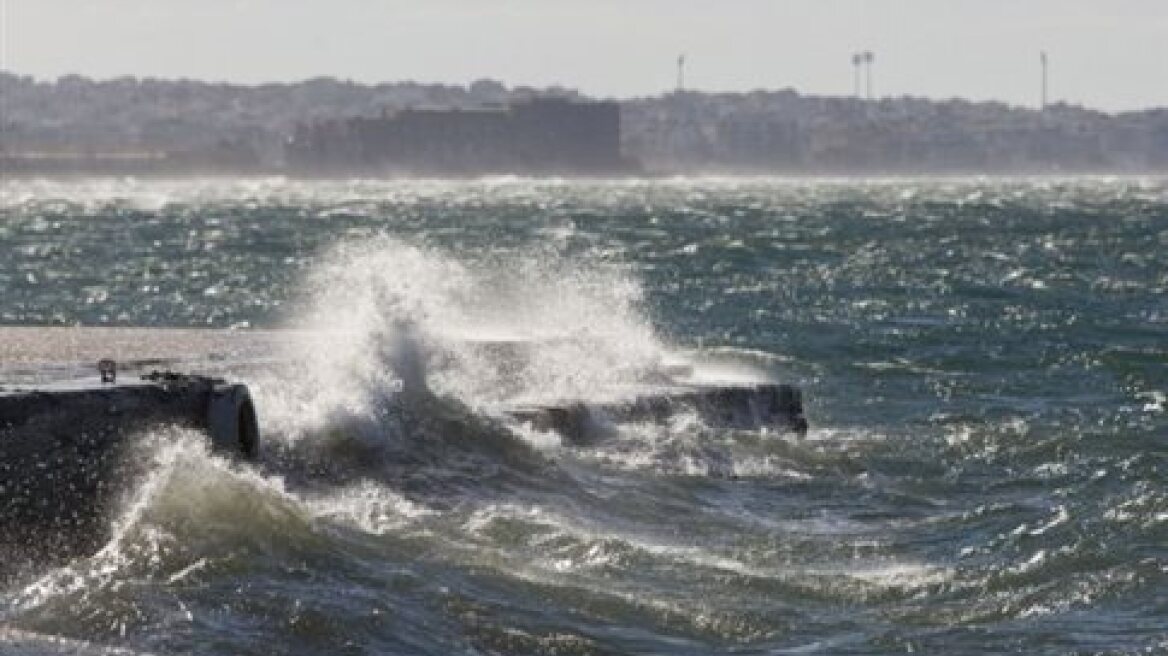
[97,359,117,383]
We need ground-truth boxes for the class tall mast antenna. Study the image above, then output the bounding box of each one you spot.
[1040,51,1048,110]
[677,54,686,93]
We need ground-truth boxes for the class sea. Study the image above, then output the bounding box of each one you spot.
[0,176,1165,654]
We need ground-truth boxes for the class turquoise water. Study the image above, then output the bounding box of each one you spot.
[1,177,1166,654]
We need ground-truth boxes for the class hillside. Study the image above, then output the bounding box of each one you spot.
[2,72,1165,174]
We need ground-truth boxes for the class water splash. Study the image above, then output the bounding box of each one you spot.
[251,235,671,448]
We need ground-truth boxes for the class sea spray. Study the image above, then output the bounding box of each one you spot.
[251,235,672,449]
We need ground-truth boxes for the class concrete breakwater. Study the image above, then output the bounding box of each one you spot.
[0,327,806,567]
[0,371,259,568]
[508,383,807,443]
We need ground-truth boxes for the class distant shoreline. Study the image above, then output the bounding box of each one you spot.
[3,71,1166,176]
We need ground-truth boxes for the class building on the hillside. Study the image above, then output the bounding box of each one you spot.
[286,97,637,176]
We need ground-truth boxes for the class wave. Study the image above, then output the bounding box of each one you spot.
[251,236,668,436]
[4,191,1166,653]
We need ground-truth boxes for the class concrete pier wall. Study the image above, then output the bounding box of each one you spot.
[0,327,806,570]
[506,383,807,443]
[0,374,255,568]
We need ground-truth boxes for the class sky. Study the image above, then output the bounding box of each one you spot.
[1,0,1165,112]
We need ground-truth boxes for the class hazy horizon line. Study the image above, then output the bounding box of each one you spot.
[4,69,1165,116]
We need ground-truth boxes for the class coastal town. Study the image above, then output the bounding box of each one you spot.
[2,72,1166,176]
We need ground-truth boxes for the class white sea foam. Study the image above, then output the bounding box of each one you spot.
[453,498,951,608]
[249,235,672,446]
[3,429,312,619]
[305,481,435,536]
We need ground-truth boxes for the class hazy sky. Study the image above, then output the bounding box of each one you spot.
[2,0,1165,111]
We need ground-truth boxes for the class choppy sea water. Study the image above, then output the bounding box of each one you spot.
[0,177,1166,654]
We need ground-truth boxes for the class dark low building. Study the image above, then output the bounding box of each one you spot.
[287,97,636,176]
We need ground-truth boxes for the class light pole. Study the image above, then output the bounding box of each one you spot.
[852,53,862,97]
[863,51,875,100]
